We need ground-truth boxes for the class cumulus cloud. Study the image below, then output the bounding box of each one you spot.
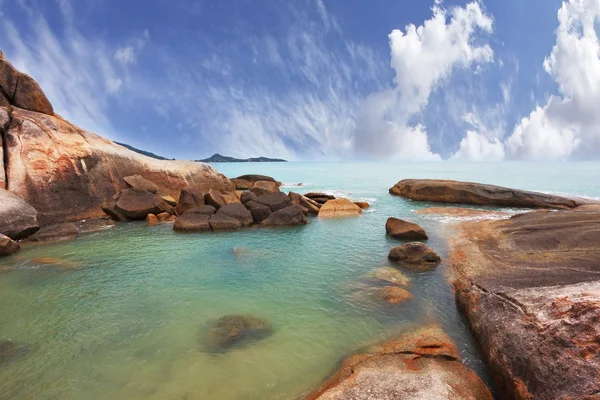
[452,130,505,161]
[353,1,494,160]
[505,0,600,160]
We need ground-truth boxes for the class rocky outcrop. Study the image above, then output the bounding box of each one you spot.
[123,174,158,193]
[0,188,39,240]
[245,200,272,223]
[318,198,362,218]
[256,192,292,212]
[185,205,216,216]
[304,192,335,205]
[451,209,600,399]
[389,242,441,270]
[235,174,277,184]
[390,179,590,209]
[306,325,492,400]
[175,189,205,215]
[114,188,171,220]
[215,203,253,226]
[204,190,239,209]
[0,233,20,256]
[289,192,321,215]
[209,214,242,231]
[28,222,78,242]
[385,217,428,240]
[261,205,307,227]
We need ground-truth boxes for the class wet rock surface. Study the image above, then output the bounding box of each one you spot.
[451,209,600,399]
[318,199,362,218]
[28,222,79,242]
[0,189,39,240]
[388,242,441,271]
[209,214,242,231]
[202,315,273,352]
[173,213,211,232]
[0,234,20,256]
[385,217,428,240]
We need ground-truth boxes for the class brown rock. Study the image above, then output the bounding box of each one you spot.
[176,189,205,215]
[204,190,230,209]
[0,108,9,189]
[415,207,510,220]
[245,200,272,223]
[0,234,20,256]
[235,174,277,184]
[451,209,600,399]
[202,315,273,352]
[101,201,129,222]
[156,212,172,221]
[260,205,307,227]
[123,175,158,193]
[289,192,321,215]
[216,203,253,226]
[73,218,115,234]
[240,191,258,205]
[115,188,171,220]
[28,222,79,242]
[0,52,53,115]
[318,198,362,218]
[209,214,242,231]
[161,195,178,207]
[304,192,335,205]
[250,180,281,196]
[185,205,217,216]
[256,192,292,212]
[380,286,413,304]
[146,214,158,226]
[306,325,492,400]
[232,178,253,190]
[389,242,441,270]
[385,217,428,240]
[364,267,410,287]
[389,179,590,209]
[220,191,241,205]
[0,188,40,240]
[354,201,370,209]
[173,213,211,232]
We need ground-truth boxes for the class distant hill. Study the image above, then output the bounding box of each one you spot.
[197,153,287,163]
[115,142,173,161]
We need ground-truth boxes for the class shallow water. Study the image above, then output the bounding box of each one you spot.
[1,162,599,400]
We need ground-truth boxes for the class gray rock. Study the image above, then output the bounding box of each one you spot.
[0,189,39,240]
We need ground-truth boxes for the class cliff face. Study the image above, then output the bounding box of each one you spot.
[0,50,233,225]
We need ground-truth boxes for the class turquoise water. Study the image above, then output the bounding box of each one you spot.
[1,162,599,399]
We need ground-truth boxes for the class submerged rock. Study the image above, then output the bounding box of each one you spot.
[385,217,428,240]
[318,199,362,218]
[0,340,32,366]
[364,267,410,287]
[28,222,79,242]
[0,189,39,240]
[203,315,273,352]
[380,286,413,304]
[0,234,20,256]
[415,206,510,220]
[306,325,492,400]
[173,213,211,232]
[388,242,441,271]
[30,257,83,270]
[451,209,600,399]
[260,205,307,227]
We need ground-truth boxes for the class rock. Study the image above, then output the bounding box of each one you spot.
[235,174,278,184]
[306,325,492,400]
[0,189,39,240]
[220,191,241,205]
[156,212,172,221]
[209,214,242,231]
[185,205,217,216]
[380,286,413,304]
[0,51,53,114]
[0,108,9,189]
[451,209,600,399]
[415,207,511,220]
[161,195,178,207]
[173,213,211,232]
[250,180,280,196]
[289,192,321,215]
[203,315,273,352]
[0,340,32,366]
[318,198,362,218]
[385,217,428,240]
[74,218,115,234]
[31,257,83,270]
[364,267,410,287]
[204,189,240,209]
[216,203,253,226]
[574,204,600,211]
[123,175,158,194]
[0,234,20,256]
[354,201,370,209]
[115,188,171,220]
[305,192,335,201]
[176,189,205,215]
[28,222,78,242]
[240,191,258,205]
[389,242,441,270]
[101,201,129,222]
[389,179,590,210]
[260,205,307,227]
[146,214,158,226]
[232,178,253,190]
[245,200,273,223]
[256,192,292,212]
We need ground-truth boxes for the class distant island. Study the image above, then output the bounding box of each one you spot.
[115,142,173,161]
[197,153,287,163]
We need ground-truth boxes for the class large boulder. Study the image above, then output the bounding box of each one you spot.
[388,242,441,270]
[205,190,240,209]
[385,217,428,240]
[173,213,211,232]
[240,191,258,205]
[256,192,292,212]
[216,203,253,226]
[0,234,20,256]
[202,315,273,352]
[123,174,158,193]
[306,325,492,400]
[209,214,242,231]
[176,188,205,215]
[451,209,600,399]
[28,222,79,242]
[318,198,362,218]
[231,178,253,190]
[185,205,216,216]
[260,205,307,227]
[289,192,320,215]
[0,188,39,240]
[0,51,53,115]
[304,192,335,205]
[235,174,278,184]
[389,179,590,209]
[245,200,272,223]
[115,188,171,220]
[250,180,280,196]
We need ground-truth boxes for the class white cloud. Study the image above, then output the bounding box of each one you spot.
[353,1,494,159]
[115,46,136,64]
[505,0,600,160]
[452,130,505,161]
[105,77,123,93]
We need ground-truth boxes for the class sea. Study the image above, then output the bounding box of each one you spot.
[1,161,598,399]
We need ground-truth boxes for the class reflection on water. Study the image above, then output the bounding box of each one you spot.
[2,161,599,399]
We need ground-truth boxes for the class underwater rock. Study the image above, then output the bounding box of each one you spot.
[0,340,32,366]
[0,234,20,256]
[385,217,428,240]
[203,315,273,351]
[318,199,362,218]
[415,206,510,220]
[30,257,83,270]
[74,218,115,234]
[388,242,441,271]
[380,286,413,305]
[364,267,410,287]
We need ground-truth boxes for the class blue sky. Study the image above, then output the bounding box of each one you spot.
[1,0,598,161]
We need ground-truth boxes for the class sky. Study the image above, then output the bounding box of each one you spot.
[1,0,599,161]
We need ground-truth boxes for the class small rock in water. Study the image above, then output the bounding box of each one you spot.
[388,242,441,271]
[380,286,413,304]
[354,201,370,209]
[364,267,410,287]
[202,315,273,352]
[0,234,20,256]
[30,257,83,270]
[386,217,428,240]
[146,214,158,226]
